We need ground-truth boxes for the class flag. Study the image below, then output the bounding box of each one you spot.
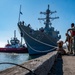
[20,11,23,15]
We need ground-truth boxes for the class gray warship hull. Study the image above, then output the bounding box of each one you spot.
[18,24,59,55]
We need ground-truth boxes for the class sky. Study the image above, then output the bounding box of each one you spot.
[0,0,75,47]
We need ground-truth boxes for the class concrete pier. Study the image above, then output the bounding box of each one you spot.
[63,55,75,75]
[48,49,75,75]
[0,51,58,75]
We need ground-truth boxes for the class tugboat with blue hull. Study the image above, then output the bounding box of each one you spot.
[18,5,61,55]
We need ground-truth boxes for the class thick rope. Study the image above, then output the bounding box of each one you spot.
[20,25,57,48]
[0,62,36,75]
[26,40,57,53]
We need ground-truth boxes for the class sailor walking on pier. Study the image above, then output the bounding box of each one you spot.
[65,33,71,53]
[67,23,75,55]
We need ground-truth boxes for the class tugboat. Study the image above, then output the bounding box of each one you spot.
[18,5,61,55]
[0,30,28,53]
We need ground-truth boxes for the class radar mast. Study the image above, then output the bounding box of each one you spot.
[38,5,59,31]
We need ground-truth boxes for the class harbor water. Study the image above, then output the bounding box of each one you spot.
[0,53,29,71]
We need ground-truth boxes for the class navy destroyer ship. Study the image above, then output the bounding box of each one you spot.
[18,5,61,55]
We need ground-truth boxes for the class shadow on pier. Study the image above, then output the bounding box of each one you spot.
[48,54,63,75]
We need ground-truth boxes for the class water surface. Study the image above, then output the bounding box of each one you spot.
[0,53,29,71]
